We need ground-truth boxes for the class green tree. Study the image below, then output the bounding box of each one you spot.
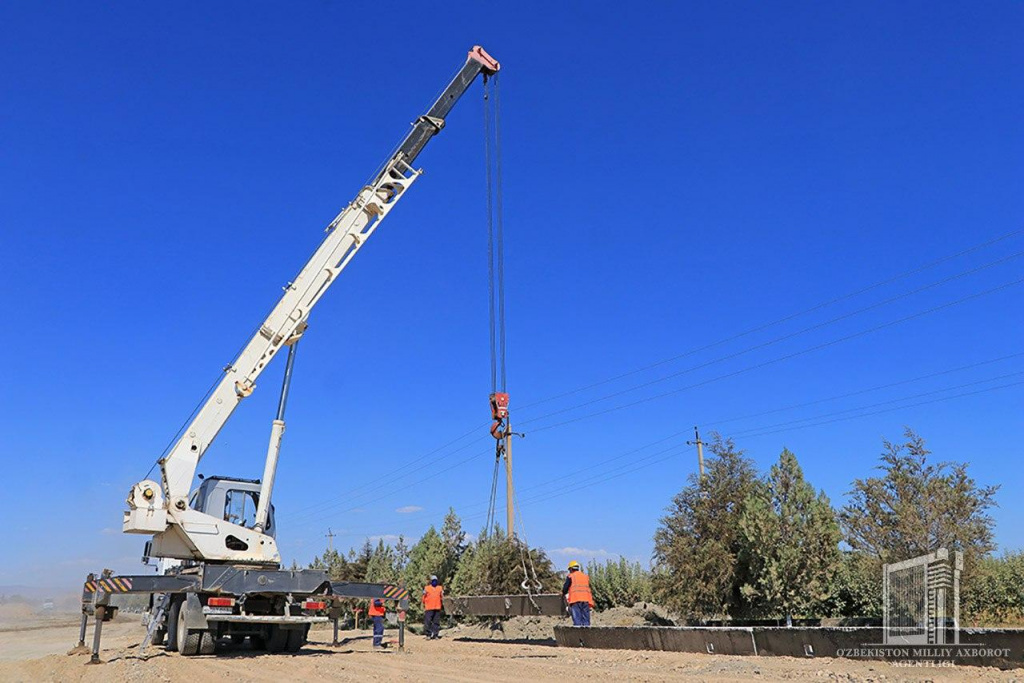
[400,527,447,621]
[440,507,468,577]
[840,428,999,564]
[308,548,351,580]
[652,434,758,620]
[365,539,400,583]
[587,557,654,610]
[819,551,884,619]
[738,449,841,625]
[450,528,560,596]
[344,540,374,581]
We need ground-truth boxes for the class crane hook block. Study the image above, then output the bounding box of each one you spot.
[490,392,510,421]
[489,392,510,440]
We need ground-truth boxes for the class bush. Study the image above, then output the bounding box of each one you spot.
[450,529,559,596]
[586,557,653,610]
[962,552,1024,626]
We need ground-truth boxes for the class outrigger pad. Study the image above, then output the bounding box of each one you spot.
[444,593,565,617]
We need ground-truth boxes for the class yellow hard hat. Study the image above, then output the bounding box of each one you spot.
[568,560,580,570]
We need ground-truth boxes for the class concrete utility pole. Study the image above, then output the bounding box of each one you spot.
[325,528,336,552]
[687,426,705,479]
[505,427,515,540]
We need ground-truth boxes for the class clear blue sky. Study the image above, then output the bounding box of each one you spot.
[1,2,1022,590]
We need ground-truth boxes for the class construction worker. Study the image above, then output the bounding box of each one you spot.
[562,560,594,627]
[422,574,444,639]
[368,597,386,649]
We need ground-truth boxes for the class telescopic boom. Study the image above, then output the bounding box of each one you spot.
[123,47,500,565]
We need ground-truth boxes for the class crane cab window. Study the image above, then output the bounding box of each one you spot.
[224,490,259,528]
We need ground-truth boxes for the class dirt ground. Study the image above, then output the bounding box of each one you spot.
[0,609,1021,683]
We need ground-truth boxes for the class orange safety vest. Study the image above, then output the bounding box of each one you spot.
[567,571,594,606]
[423,584,444,611]
[368,599,386,617]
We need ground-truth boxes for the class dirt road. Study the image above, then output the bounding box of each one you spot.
[0,614,1020,682]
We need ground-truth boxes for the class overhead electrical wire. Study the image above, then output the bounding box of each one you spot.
[522,277,1024,434]
[283,274,1023,527]
[288,362,1022,535]
[700,351,1024,429]
[463,378,1024,523]
[517,251,1024,427]
[516,227,1024,412]
[282,230,1022,528]
[726,370,1024,437]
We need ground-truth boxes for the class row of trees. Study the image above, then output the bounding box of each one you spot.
[652,428,1013,625]
[306,429,1018,626]
[305,509,560,619]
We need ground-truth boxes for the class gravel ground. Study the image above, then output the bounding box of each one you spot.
[1,611,1021,682]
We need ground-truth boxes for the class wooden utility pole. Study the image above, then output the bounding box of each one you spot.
[504,427,515,540]
[325,527,336,552]
[686,426,705,479]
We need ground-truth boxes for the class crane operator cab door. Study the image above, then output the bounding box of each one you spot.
[190,476,276,539]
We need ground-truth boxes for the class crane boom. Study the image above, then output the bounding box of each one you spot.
[123,47,499,565]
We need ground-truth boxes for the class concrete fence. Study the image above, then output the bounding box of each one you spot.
[553,625,1024,668]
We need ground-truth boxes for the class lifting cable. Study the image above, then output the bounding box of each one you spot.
[480,74,543,603]
[484,72,510,533]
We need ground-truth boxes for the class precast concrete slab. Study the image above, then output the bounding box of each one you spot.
[553,625,1024,669]
[554,626,756,656]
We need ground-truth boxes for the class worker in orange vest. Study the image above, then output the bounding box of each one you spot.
[422,575,444,639]
[562,560,594,626]
[367,597,387,649]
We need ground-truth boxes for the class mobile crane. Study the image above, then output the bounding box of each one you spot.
[76,46,500,662]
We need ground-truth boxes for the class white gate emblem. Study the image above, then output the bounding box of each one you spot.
[883,548,962,645]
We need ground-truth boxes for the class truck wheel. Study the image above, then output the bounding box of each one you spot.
[176,601,200,656]
[153,628,166,646]
[266,625,288,653]
[165,600,181,652]
[250,634,267,650]
[286,628,304,652]
[198,630,216,655]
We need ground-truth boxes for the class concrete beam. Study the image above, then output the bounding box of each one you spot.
[553,625,1024,668]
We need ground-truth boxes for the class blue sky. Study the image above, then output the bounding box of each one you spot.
[1,2,1021,590]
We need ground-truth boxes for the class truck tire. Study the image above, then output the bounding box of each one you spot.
[198,630,216,655]
[176,600,200,656]
[165,600,181,652]
[286,628,304,652]
[265,625,288,653]
[152,628,166,647]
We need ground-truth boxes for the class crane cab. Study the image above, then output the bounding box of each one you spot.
[190,476,277,539]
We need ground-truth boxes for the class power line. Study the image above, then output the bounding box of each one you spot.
[467,378,1024,521]
[285,277,1022,527]
[300,377,1022,544]
[735,380,1024,440]
[287,423,489,518]
[727,370,1024,437]
[701,351,1024,428]
[521,277,1024,434]
[517,252,1023,428]
[284,276,1021,532]
[516,228,1023,413]
[284,231,1021,521]
[285,446,494,526]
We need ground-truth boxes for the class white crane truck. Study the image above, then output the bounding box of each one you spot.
[76,46,500,662]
